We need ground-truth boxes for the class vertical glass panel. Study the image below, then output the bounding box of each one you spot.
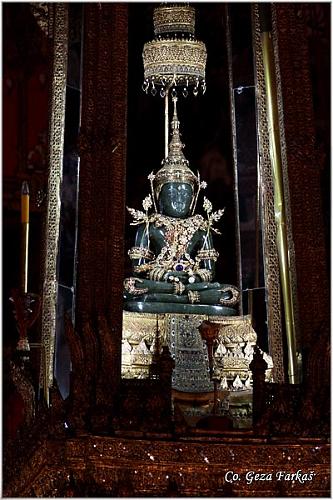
[54,4,83,399]
[234,87,264,290]
[228,4,268,352]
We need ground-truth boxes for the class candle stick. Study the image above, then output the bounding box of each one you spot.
[21,181,29,294]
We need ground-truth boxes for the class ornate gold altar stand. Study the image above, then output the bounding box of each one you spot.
[121,311,273,392]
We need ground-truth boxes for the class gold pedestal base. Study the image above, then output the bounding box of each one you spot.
[122,311,273,390]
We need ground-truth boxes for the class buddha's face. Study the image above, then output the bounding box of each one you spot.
[158,182,194,218]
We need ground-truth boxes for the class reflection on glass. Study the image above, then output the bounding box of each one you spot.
[228,4,268,353]
[234,87,263,291]
[54,4,83,399]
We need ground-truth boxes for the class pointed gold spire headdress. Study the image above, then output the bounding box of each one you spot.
[153,97,198,199]
[148,97,207,213]
[143,5,208,213]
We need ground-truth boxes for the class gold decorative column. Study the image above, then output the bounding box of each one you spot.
[40,4,68,404]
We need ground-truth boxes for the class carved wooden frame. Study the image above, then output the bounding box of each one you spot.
[3,435,330,497]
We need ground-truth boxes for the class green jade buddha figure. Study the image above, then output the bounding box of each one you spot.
[124,97,240,315]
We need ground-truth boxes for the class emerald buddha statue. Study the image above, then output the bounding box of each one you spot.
[124,97,240,315]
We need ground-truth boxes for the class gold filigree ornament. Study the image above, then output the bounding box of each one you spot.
[128,246,155,261]
[196,269,212,282]
[142,5,207,98]
[203,196,225,235]
[188,290,200,303]
[153,5,196,36]
[30,3,50,37]
[173,281,186,295]
[40,4,68,404]
[196,249,219,261]
[152,213,206,275]
[124,277,148,296]
[219,285,240,306]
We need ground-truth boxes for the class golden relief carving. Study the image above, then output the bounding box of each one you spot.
[271,4,301,356]
[122,312,166,379]
[4,435,330,497]
[30,3,51,37]
[153,5,196,36]
[143,39,207,82]
[40,4,68,403]
[252,4,285,383]
[122,311,272,387]
[142,4,207,94]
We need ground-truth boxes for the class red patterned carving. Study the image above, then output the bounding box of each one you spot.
[76,5,128,399]
[272,4,329,349]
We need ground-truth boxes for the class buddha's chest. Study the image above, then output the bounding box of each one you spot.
[150,216,205,257]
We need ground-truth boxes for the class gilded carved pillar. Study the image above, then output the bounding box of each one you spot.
[76,4,128,395]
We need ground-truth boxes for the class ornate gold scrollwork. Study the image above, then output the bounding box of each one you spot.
[252,4,285,383]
